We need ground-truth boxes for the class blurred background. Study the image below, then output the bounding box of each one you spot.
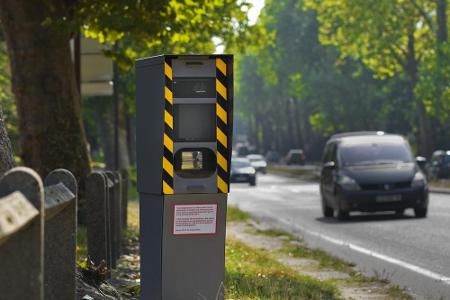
[0,0,448,188]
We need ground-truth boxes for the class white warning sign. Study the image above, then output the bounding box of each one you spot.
[173,204,218,235]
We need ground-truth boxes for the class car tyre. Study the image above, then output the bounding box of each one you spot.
[249,178,256,186]
[336,190,349,220]
[337,209,349,220]
[414,207,427,218]
[322,197,334,218]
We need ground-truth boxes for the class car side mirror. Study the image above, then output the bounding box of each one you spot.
[416,156,427,171]
[323,161,336,169]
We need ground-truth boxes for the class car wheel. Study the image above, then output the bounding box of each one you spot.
[395,209,405,216]
[414,207,427,218]
[336,190,349,220]
[321,197,334,218]
[337,209,349,220]
[249,178,256,186]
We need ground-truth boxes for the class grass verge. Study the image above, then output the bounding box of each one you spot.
[266,165,320,181]
[225,238,340,299]
[76,202,343,299]
[229,206,412,300]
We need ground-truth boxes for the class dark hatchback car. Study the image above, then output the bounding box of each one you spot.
[230,158,257,186]
[427,150,450,179]
[320,132,429,220]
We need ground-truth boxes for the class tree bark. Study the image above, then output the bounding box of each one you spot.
[0,0,91,180]
[93,98,115,170]
[437,0,448,44]
[115,69,130,170]
[126,115,136,166]
[117,97,130,170]
[0,106,15,174]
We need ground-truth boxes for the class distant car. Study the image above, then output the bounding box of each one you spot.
[246,154,267,173]
[286,149,306,165]
[320,132,429,220]
[230,158,256,186]
[265,150,281,163]
[427,150,450,179]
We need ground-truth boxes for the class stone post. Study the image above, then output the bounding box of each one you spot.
[105,171,118,268]
[121,169,129,231]
[0,167,44,300]
[44,169,77,300]
[113,171,122,258]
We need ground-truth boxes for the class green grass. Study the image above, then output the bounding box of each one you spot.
[77,226,88,267]
[227,205,253,222]
[254,228,296,240]
[225,238,340,299]
[128,165,139,200]
[386,285,414,300]
[267,165,320,181]
[252,226,354,273]
[281,244,354,273]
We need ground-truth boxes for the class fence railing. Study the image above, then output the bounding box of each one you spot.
[0,167,129,300]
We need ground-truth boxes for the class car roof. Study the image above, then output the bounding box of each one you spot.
[232,157,251,163]
[328,132,406,145]
[247,154,263,158]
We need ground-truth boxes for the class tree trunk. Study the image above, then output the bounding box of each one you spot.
[0,106,15,174]
[292,98,304,148]
[115,69,130,170]
[405,31,433,156]
[117,97,130,170]
[437,0,448,44]
[94,98,115,169]
[285,98,295,150]
[126,115,136,166]
[0,0,91,182]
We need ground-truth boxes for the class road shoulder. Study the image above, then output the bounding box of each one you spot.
[227,206,412,300]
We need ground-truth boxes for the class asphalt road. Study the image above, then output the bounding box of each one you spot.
[228,173,450,300]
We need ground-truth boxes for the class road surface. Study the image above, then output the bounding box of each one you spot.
[228,173,450,300]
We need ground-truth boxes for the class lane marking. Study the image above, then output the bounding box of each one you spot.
[275,218,450,285]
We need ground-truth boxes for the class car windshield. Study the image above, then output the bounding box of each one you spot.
[339,142,413,166]
[232,160,251,168]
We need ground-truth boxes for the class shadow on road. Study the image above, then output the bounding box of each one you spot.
[316,212,417,224]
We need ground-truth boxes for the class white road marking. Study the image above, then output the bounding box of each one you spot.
[276,217,450,284]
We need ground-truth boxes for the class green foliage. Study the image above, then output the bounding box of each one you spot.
[0,39,18,153]
[236,0,449,158]
[235,0,417,158]
[305,0,450,154]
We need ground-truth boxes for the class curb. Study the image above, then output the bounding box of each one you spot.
[429,187,450,194]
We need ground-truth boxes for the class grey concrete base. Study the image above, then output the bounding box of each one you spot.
[140,193,227,300]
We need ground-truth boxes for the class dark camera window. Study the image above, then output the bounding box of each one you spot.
[174,104,216,142]
[173,77,216,98]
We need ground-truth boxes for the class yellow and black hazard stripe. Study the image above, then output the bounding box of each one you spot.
[216,58,229,193]
[162,58,174,194]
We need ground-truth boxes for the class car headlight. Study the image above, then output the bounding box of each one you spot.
[411,172,426,187]
[338,175,361,191]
